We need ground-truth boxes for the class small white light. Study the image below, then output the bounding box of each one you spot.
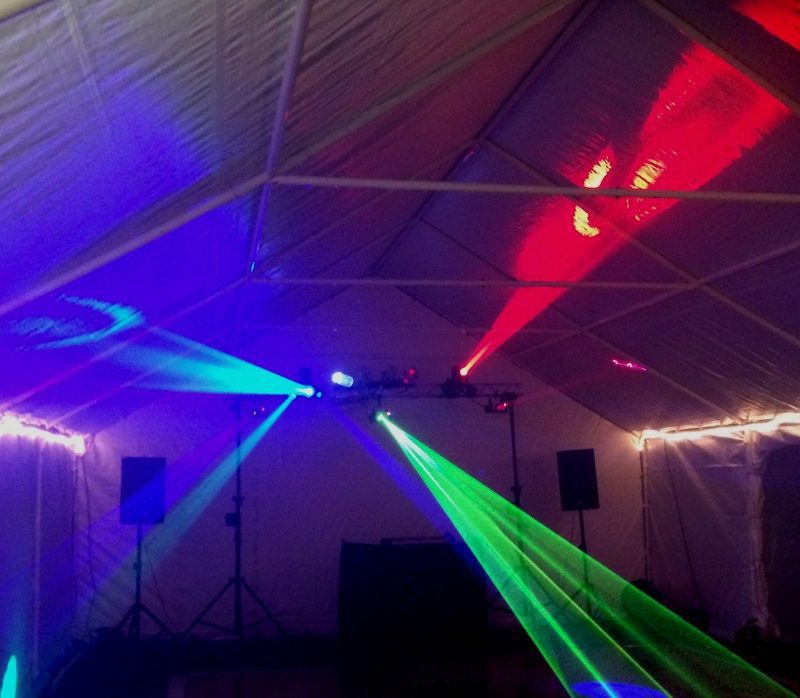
[331,371,354,388]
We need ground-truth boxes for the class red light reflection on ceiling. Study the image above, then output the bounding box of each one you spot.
[573,152,613,237]
[612,358,647,372]
[735,0,800,50]
[460,43,790,376]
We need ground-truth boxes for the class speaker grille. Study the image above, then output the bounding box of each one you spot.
[557,449,599,511]
[120,457,166,525]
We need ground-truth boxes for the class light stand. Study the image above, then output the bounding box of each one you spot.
[508,402,521,508]
[484,394,523,614]
[116,523,175,641]
[484,393,521,506]
[183,403,287,639]
[575,508,594,615]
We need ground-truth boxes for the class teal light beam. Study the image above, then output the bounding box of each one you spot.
[1,656,17,698]
[144,395,296,565]
[118,329,314,396]
[47,295,143,346]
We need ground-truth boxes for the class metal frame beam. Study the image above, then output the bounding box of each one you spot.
[243,0,314,279]
[270,173,800,205]
[250,276,691,290]
[368,0,600,280]
[254,141,473,276]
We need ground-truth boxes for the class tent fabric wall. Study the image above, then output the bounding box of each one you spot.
[644,423,800,640]
[762,444,800,642]
[0,432,78,695]
[1,0,797,689]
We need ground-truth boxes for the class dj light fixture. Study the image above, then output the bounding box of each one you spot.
[441,365,477,399]
[484,391,518,414]
[331,371,354,388]
[377,414,792,698]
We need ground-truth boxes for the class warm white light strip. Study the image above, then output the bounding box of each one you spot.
[0,413,87,456]
[636,412,800,451]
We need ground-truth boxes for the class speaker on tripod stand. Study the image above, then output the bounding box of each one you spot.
[116,456,174,641]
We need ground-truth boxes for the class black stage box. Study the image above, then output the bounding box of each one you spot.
[338,540,487,650]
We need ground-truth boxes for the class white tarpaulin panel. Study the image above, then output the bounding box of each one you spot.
[645,424,800,640]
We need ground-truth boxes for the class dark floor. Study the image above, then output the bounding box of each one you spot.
[37,629,800,698]
[37,628,570,698]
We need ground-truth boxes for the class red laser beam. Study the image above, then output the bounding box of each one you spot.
[460,42,790,376]
[735,0,800,50]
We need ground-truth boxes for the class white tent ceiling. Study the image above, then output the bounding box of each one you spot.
[0,0,799,434]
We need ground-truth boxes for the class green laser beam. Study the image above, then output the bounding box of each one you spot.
[378,414,793,698]
[382,417,657,697]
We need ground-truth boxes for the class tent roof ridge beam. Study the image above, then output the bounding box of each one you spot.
[250,225,405,309]
[270,174,800,205]
[366,140,486,276]
[278,0,578,173]
[478,0,601,141]
[243,0,314,281]
[238,322,572,335]
[0,140,465,323]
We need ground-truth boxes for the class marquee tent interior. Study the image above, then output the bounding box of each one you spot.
[1,0,799,696]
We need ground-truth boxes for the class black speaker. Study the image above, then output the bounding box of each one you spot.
[120,457,166,525]
[557,449,599,511]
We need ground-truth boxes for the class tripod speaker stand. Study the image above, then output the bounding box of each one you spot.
[116,524,175,641]
[557,449,599,615]
[184,404,287,639]
[116,456,174,641]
